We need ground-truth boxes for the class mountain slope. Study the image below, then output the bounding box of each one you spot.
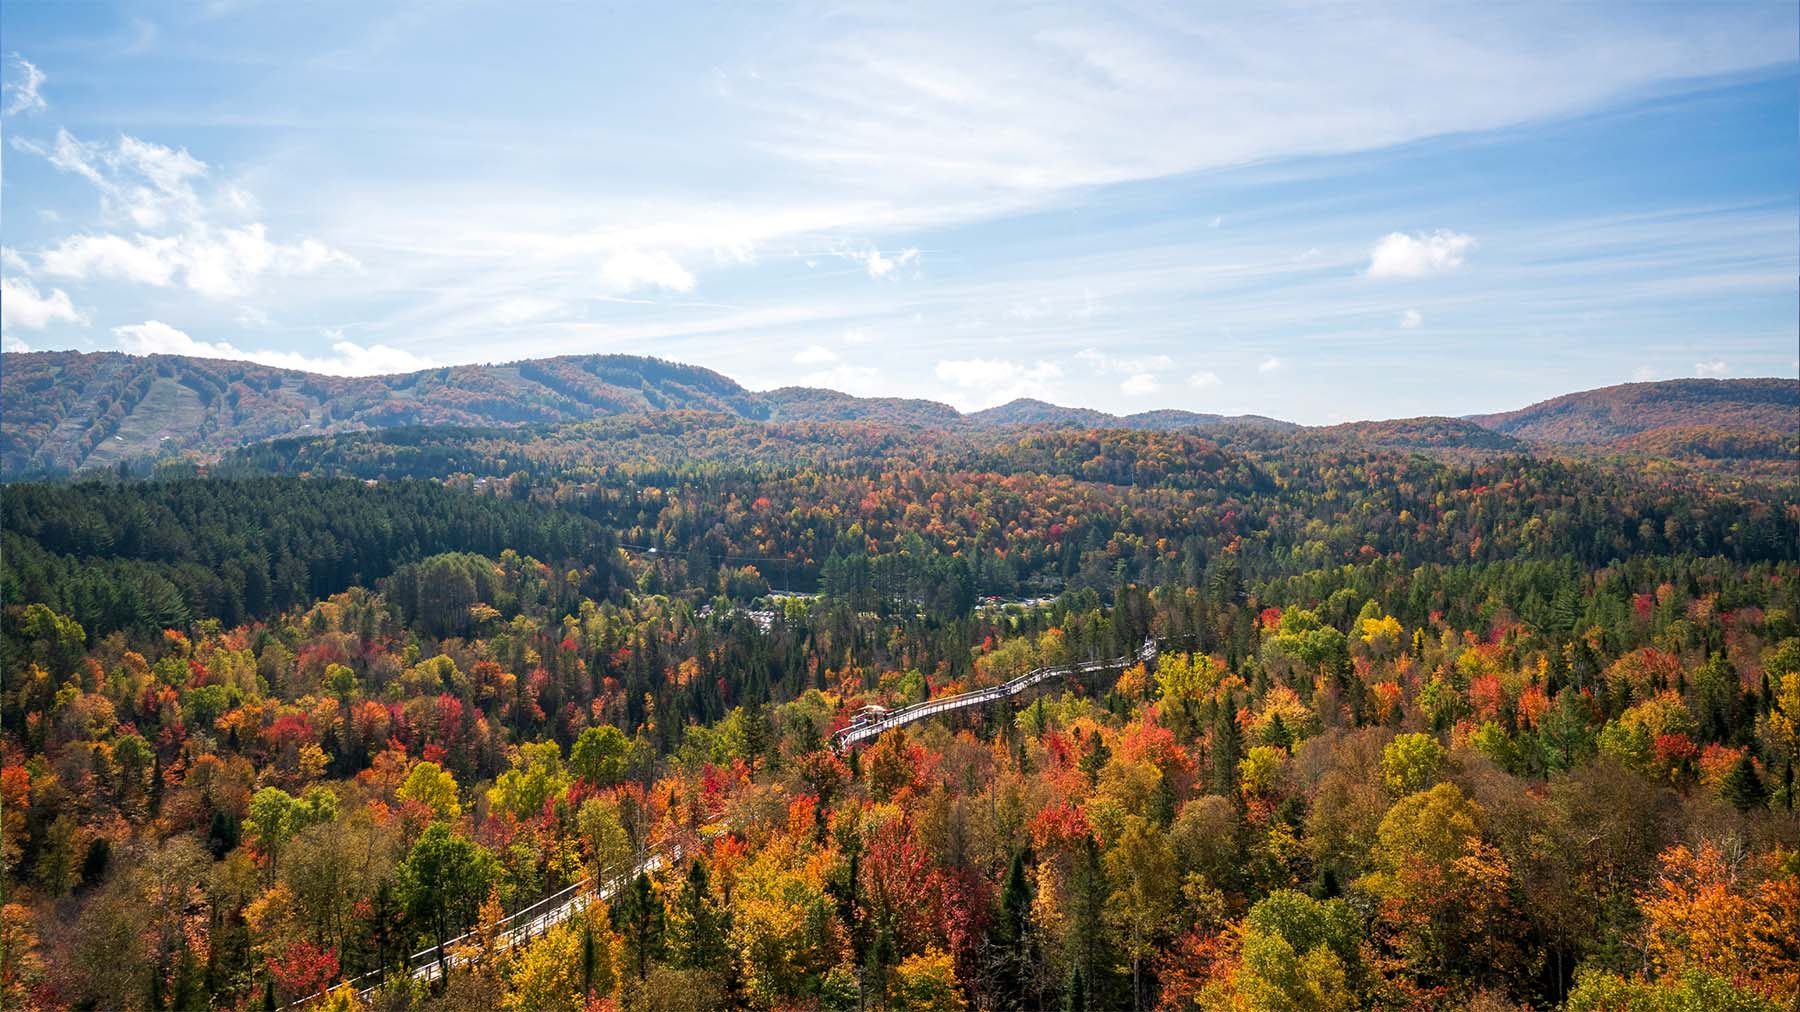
[1469,378,1797,444]
[1,351,769,477]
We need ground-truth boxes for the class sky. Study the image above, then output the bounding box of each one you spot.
[1,2,1795,424]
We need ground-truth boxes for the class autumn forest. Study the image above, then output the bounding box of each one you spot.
[3,382,1798,1012]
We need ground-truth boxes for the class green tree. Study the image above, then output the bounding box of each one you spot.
[571,724,631,787]
[398,824,500,955]
[617,871,667,981]
[669,858,731,973]
[487,741,569,820]
[1720,754,1768,812]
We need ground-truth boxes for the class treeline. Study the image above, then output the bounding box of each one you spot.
[95,419,1800,628]
[0,477,624,639]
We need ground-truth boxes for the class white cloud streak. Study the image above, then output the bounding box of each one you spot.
[111,320,434,375]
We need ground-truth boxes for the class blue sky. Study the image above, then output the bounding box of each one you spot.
[1,1,1795,423]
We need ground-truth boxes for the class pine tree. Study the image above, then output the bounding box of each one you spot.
[1210,700,1242,798]
[1064,966,1088,1012]
[581,918,598,998]
[993,851,1035,1003]
[671,858,730,971]
[1721,754,1769,812]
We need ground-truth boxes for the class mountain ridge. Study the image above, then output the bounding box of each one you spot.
[2,349,1792,478]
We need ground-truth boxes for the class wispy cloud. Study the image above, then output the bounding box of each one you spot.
[841,245,921,280]
[1258,356,1283,373]
[1400,308,1422,329]
[1694,360,1728,378]
[1075,347,1174,374]
[3,53,46,116]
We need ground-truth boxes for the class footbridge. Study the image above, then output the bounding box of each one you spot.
[830,638,1158,751]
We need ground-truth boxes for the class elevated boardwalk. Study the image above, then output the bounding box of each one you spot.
[289,844,679,1007]
[829,639,1157,751]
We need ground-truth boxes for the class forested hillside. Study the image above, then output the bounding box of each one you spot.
[3,413,1798,1012]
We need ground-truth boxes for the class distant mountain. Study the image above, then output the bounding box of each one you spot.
[3,349,1792,478]
[968,398,1116,427]
[0,351,1289,477]
[1469,378,1797,444]
[0,351,768,477]
[970,401,1297,432]
[1317,417,1525,452]
[1124,408,1300,432]
[760,386,964,427]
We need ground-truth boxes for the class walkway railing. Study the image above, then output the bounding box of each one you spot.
[829,638,1157,751]
[285,842,681,1008]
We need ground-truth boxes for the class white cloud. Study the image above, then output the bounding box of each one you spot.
[1188,371,1221,389]
[934,357,1063,409]
[1694,360,1728,378]
[1,335,31,353]
[4,53,46,116]
[842,245,920,280]
[0,276,86,330]
[840,327,871,345]
[37,226,357,298]
[793,343,838,365]
[599,246,696,293]
[1399,308,1423,329]
[19,129,357,297]
[1120,373,1159,396]
[1367,230,1475,279]
[112,320,434,375]
[799,363,881,394]
[1258,356,1282,373]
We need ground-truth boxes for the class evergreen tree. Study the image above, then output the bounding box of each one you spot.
[670,858,731,971]
[1721,754,1769,812]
